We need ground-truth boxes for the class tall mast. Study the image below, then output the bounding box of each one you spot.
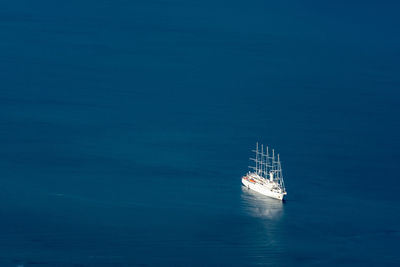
[266,146,269,176]
[277,153,285,191]
[255,142,258,173]
[249,142,260,173]
[277,153,281,186]
[271,148,276,182]
[260,144,264,176]
[272,149,275,171]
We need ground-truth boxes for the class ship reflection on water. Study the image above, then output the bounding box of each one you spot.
[241,186,284,220]
[240,186,286,265]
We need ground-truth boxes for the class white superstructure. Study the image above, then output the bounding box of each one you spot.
[242,142,287,200]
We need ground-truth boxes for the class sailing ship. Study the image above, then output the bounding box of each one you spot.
[242,142,287,200]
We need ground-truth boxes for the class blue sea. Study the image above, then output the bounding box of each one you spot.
[1,0,400,266]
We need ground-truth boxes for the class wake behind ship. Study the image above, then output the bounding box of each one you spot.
[242,143,287,200]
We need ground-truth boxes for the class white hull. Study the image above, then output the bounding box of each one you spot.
[242,178,285,201]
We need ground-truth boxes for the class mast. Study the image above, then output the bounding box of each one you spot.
[272,148,275,172]
[266,146,269,177]
[271,149,276,182]
[277,153,285,191]
[277,153,281,186]
[255,142,258,173]
[249,142,259,173]
[260,144,264,176]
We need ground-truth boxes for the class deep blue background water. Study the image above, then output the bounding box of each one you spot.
[1,0,400,266]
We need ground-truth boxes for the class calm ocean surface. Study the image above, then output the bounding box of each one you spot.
[1,0,400,266]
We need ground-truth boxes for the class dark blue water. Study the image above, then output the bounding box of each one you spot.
[1,0,400,266]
